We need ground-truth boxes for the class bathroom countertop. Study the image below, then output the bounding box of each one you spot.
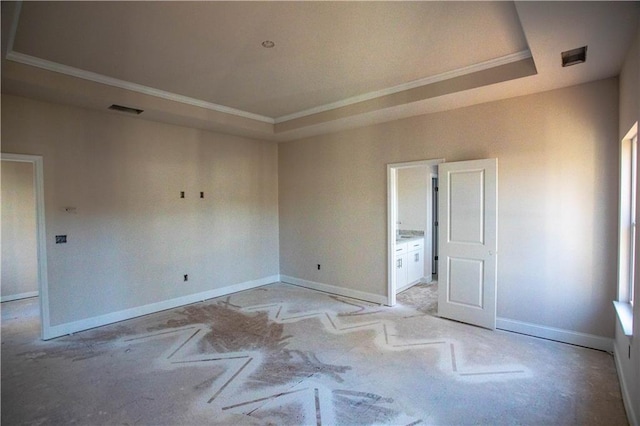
[395,235,424,244]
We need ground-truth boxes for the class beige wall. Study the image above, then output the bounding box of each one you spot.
[615,22,639,426]
[1,160,38,300]
[279,78,619,339]
[398,167,430,232]
[1,94,279,327]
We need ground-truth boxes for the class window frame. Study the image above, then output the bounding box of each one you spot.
[616,123,638,337]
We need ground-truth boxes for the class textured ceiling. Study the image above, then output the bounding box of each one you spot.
[2,1,638,141]
[11,1,528,119]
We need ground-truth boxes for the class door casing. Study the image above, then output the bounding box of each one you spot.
[1,153,51,339]
[387,159,443,306]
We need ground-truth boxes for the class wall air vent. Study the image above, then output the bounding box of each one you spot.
[561,46,587,67]
[108,104,144,115]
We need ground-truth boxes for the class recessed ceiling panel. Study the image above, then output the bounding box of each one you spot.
[13,1,529,118]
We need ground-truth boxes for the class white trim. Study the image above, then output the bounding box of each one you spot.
[613,301,633,337]
[6,26,530,129]
[614,338,638,426]
[45,275,280,340]
[5,51,275,125]
[274,50,532,123]
[0,291,38,303]
[280,275,388,306]
[387,165,398,306]
[1,153,51,340]
[496,317,613,352]
[618,122,639,304]
[387,159,445,307]
[6,0,22,55]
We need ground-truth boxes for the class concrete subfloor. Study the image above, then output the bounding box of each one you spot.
[1,282,629,425]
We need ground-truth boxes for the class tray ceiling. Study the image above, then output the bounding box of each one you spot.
[2,1,638,141]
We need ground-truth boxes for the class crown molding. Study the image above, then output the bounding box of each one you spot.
[6,0,531,130]
[273,50,532,124]
[5,50,276,124]
[5,1,273,123]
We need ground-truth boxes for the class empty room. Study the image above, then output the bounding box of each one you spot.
[1,1,639,425]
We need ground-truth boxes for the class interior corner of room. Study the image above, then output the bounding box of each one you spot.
[1,1,639,424]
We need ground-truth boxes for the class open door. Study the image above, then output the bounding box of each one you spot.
[437,159,497,329]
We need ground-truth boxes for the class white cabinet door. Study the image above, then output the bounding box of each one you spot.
[395,253,408,289]
[438,158,497,330]
[408,248,424,284]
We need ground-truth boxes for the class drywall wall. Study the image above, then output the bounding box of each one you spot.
[1,160,38,301]
[279,78,619,340]
[1,94,279,329]
[615,22,639,426]
[397,167,429,232]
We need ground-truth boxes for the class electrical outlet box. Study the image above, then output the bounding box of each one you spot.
[317,264,321,270]
[55,235,67,244]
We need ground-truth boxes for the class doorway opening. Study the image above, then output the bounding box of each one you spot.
[1,153,50,339]
[387,159,443,307]
[388,157,499,329]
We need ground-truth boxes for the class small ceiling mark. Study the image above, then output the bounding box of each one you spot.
[561,46,587,67]
[261,40,275,48]
[108,104,144,115]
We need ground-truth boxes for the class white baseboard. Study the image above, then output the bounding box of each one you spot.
[44,275,280,340]
[613,340,638,426]
[1,291,38,303]
[280,275,388,305]
[496,317,613,352]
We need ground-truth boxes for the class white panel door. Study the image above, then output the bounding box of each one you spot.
[438,159,497,329]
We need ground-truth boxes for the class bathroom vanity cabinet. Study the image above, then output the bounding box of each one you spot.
[395,236,424,291]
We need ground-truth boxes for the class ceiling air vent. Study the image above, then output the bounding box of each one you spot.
[108,104,144,115]
[561,46,587,67]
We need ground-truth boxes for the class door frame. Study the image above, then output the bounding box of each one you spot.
[1,153,51,340]
[387,158,444,306]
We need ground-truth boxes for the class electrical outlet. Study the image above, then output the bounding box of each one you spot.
[184,274,188,282]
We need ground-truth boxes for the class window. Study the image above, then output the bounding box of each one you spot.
[616,123,638,336]
[632,135,638,306]
[630,133,637,307]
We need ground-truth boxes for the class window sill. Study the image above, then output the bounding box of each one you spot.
[613,301,634,337]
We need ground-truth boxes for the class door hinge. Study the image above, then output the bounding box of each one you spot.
[434,256,439,261]
[434,221,438,226]
[435,186,439,192]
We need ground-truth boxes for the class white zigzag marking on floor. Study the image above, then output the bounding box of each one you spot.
[115,293,529,424]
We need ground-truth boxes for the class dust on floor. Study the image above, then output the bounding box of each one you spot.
[1,283,628,425]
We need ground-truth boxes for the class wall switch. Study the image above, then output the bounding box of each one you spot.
[55,235,67,244]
